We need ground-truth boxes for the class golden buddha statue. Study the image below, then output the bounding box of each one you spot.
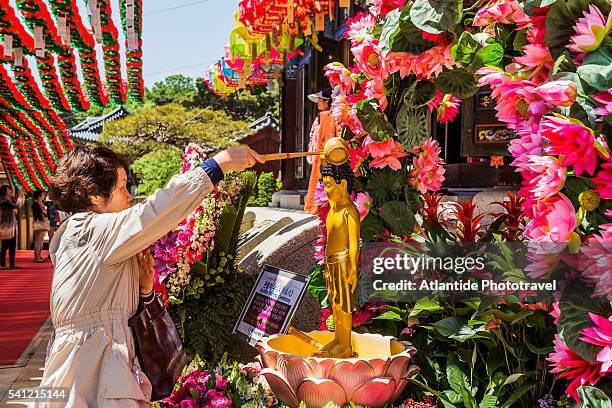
[313,162,360,358]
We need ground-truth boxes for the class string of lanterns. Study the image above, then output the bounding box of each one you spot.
[0,0,143,191]
[205,0,349,95]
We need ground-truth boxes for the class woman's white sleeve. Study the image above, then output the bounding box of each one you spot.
[94,167,214,264]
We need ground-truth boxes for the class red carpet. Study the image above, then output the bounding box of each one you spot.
[0,250,53,365]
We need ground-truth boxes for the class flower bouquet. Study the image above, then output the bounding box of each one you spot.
[154,355,276,408]
[151,143,257,304]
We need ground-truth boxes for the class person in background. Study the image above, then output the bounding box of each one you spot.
[32,190,50,262]
[0,185,24,270]
[45,198,59,259]
[304,88,339,214]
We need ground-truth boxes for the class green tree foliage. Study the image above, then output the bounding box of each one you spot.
[187,80,279,122]
[62,100,152,129]
[131,146,183,197]
[144,74,197,105]
[247,172,281,206]
[100,103,249,161]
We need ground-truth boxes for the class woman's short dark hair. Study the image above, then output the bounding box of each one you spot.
[33,190,44,199]
[50,145,128,213]
[0,185,10,197]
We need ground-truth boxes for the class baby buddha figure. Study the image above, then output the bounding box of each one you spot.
[314,162,360,358]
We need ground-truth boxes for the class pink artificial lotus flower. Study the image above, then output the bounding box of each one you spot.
[364,135,394,158]
[427,92,460,124]
[352,38,386,79]
[514,44,554,83]
[367,0,406,18]
[331,94,350,124]
[541,115,598,176]
[473,0,531,26]
[519,155,567,199]
[354,192,372,220]
[364,76,388,111]
[534,80,577,106]
[580,234,612,297]
[581,313,612,374]
[415,165,446,194]
[476,67,552,133]
[369,140,408,170]
[568,5,612,55]
[363,135,409,170]
[593,159,612,199]
[592,88,612,120]
[412,138,446,193]
[345,12,377,44]
[524,193,577,243]
[548,334,604,401]
[411,138,443,170]
[388,44,456,80]
[508,128,543,167]
[324,62,356,95]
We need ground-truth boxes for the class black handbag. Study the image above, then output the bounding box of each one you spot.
[128,294,186,401]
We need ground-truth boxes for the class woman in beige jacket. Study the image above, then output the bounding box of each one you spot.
[38,144,262,407]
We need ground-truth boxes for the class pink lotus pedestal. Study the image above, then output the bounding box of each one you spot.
[256,331,419,408]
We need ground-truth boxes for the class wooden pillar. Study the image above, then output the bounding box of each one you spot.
[280,69,297,190]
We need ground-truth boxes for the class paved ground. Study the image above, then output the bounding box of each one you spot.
[0,319,52,407]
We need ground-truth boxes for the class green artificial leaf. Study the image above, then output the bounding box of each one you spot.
[409,0,463,34]
[494,23,517,50]
[502,373,525,386]
[577,46,612,91]
[451,31,481,67]
[361,213,384,241]
[442,390,462,405]
[472,43,505,69]
[551,51,577,75]
[524,335,554,355]
[396,104,429,150]
[557,279,612,362]
[446,354,478,408]
[449,324,490,342]
[404,79,437,108]
[366,168,405,203]
[408,297,445,317]
[392,4,438,54]
[446,357,468,394]
[380,200,416,236]
[512,28,528,52]
[434,67,478,99]
[522,0,560,15]
[379,9,402,52]
[479,395,498,408]
[307,264,329,307]
[500,382,537,408]
[356,100,397,142]
[433,316,463,337]
[545,0,611,59]
[578,386,612,408]
[372,310,403,320]
[486,350,505,377]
